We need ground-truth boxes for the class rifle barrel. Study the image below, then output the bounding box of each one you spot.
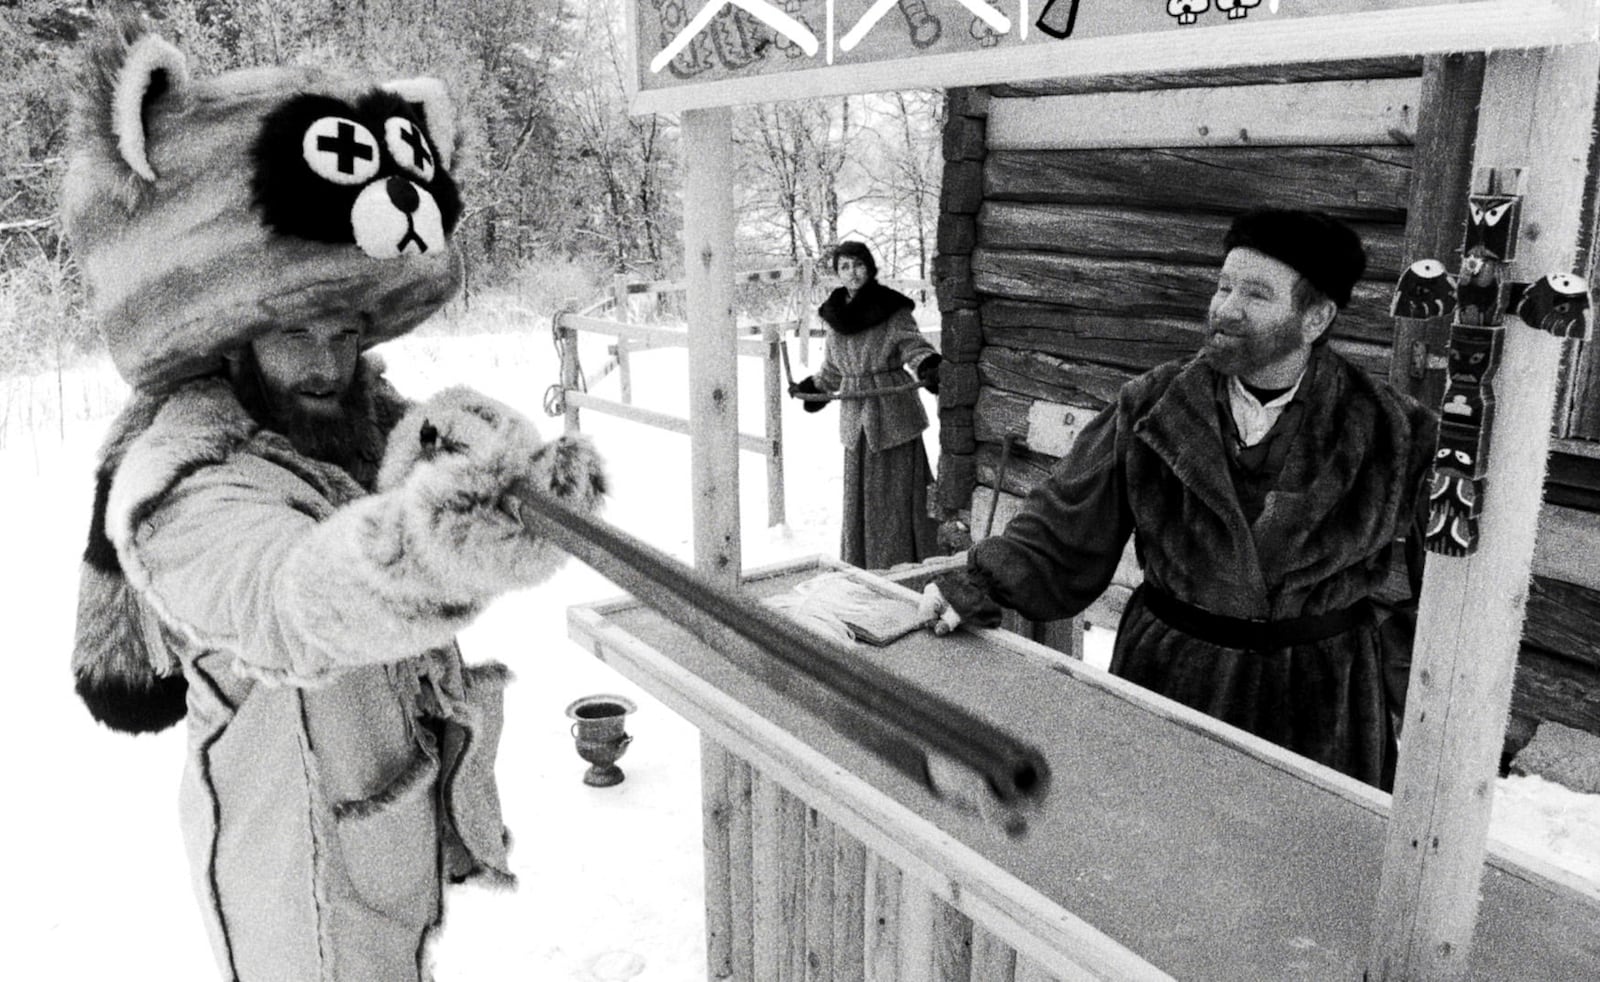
[506,481,1050,836]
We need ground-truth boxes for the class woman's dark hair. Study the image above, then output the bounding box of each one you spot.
[831,241,877,279]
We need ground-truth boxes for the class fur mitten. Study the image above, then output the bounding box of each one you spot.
[792,375,827,413]
[378,387,608,597]
[266,388,606,679]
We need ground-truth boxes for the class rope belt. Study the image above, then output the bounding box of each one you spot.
[1137,582,1373,650]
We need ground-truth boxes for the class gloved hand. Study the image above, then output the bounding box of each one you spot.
[378,387,608,596]
[790,375,828,413]
[919,582,964,636]
[915,353,942,395]
[927,570,1004,632]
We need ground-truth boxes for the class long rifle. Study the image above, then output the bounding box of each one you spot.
[505,481,1050,837]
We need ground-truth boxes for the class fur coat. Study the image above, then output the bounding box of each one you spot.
[812,304,937,452]
[73,358,604,981]
[955,346,1436,787]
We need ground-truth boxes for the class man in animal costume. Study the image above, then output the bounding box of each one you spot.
[921,209,1436,790]
[63,13,606,981]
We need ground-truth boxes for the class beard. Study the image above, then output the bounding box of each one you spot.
[230,352,383,489]
[1199,312,1306,379]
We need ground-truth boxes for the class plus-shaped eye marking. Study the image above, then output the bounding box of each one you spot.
[385,117,436,182]
[399,123,430,168]
[320,121,374,173]
[303,117,381,185]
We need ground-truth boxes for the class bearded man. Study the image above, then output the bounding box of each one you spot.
[921,209,1436,790]
[64,15,606,980]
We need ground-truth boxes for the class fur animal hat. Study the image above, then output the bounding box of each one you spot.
[61,10,464,390]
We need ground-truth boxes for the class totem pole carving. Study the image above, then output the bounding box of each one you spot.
[1428,324,1504,556]
[1393,168,1592,557]
[1516,271,1591,338]
[1392,170,1521,556]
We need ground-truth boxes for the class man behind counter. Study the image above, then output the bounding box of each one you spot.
[920,208,1437,790]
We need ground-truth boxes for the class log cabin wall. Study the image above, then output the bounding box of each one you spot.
[932,57,1600,758]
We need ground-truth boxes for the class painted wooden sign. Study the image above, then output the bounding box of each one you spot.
[628,1,1596,112]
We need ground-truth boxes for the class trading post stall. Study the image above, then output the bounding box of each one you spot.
[933,49,1600,770]
[564,3,1600,979]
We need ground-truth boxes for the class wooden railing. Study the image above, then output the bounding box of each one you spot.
[549,267,813,527]
[548,266,934,529]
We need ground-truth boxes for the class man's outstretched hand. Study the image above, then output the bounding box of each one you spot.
[919,582,963,636]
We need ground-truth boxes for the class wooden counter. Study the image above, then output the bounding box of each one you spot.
[568,557,1600,981]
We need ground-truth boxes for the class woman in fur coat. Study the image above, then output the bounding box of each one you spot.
[791,242,942,569]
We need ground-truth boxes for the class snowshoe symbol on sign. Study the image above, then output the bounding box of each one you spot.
[651,0,819,74]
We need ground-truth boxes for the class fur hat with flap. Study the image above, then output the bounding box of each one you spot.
[64,9,466,732]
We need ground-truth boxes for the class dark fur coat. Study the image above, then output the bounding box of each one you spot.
[960,347,1436,786]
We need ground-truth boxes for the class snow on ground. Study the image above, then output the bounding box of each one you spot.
[6,301,1598,980]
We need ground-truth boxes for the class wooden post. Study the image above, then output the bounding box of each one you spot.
[729,758,756,981]
[612,273,634,405]
[971,924,1018,982]
[1389,53,1485,406]
[1368,37,1600,981]
[557,314,582,436]
[896,878,936,981]
[932,900,973,982]
[800,260,815,367]
[780,790,810,982]
[702,737,734,980]
[749,771,782,979]
[1014,955,1063,982]
[831,829,868,981]
[864,853,903,981]
[683,106,741,580]
[765,321,787,528]
[804,808,835,982]
[685,105,742,980]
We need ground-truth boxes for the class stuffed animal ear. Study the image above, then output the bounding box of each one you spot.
[108,31,189,182]
[382,77,457,169]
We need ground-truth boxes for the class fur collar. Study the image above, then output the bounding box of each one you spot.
[817,281,915,335]
[1128,346,1433,618]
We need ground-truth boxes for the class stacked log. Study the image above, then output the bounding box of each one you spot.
[934,87,989,542]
